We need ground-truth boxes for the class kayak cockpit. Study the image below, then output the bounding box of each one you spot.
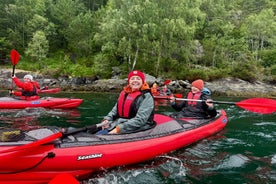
[59,110,225,147]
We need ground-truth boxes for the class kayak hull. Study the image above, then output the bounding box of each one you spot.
[0,97,83,109]
[0,110,228,183]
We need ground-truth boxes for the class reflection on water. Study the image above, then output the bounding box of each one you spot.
[0,107,81,130]
[0,92,275,184]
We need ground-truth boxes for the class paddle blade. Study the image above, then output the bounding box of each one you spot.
[10,49,20,66]
[236,98,276,114]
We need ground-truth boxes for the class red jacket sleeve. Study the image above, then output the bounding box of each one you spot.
[12,77,34,92]
[13,91,22,96]
[33,81,40,89]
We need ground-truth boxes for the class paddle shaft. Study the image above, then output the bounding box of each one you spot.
[175,98,236,105]
[12,65,16,76]
[10,64,16,96]
[63,122,107,137]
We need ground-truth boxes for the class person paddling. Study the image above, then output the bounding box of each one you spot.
[169,79,217,118]
[97,70,155,134]
[10,74,40,100]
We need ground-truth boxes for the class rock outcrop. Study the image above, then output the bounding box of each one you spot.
[0,69,275,97]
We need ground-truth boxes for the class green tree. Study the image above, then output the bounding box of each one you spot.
[65,12,94,57]
[5,0,52,50]
[94,0,205,76]
[25,30,49,68]
[244,8,276,61]
[26,14,56,39]
[49,0,87,49]
[0,0,14,38]
[80,0,108,11]
[199,0,249,68]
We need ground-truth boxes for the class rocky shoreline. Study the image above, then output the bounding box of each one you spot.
[0,69,275,98]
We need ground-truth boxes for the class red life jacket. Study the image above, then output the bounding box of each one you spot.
[187,91,202,107]
[117,91,143,119]
[22,82,38,97]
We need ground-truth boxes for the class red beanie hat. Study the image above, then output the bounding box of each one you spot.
[191,79,204,90]
[128,70,145,83]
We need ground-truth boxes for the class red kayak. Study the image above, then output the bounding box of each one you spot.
[0,97,83,109]
[38,88,61,94]
[0,110,228,183]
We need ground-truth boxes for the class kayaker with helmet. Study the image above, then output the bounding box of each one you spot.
[10,74,40,100]
[169,79,217,118]
[97,70,155,134]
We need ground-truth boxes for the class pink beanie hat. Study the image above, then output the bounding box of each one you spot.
[191,79,204,90]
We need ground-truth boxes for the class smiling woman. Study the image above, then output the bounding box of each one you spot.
[98,70,155,134]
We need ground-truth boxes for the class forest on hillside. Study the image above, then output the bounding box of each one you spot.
[0,0,275,83]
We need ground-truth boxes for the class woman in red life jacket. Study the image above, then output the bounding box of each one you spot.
[98,70,155,134]
[10,74,40,100]
[170,79,217,118]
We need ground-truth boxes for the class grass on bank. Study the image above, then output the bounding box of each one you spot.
[2,51,275,84]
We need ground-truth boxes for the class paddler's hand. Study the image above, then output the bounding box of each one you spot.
[60,128,67,133]
[9,90,14,96]
[169,96,175,103]
[205,99,214,109]
[101,119,110,129]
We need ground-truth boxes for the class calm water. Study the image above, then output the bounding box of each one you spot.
[0,92,275,184]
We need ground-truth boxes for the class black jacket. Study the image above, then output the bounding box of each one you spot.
[170,91,217,118]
